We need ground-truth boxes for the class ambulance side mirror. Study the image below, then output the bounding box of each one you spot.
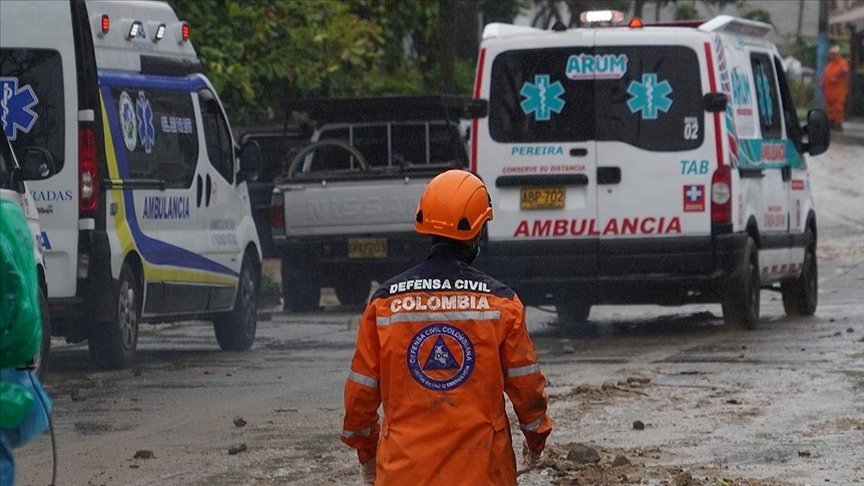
[237,140,262,182]
[803,109,830,156]
[703,92,727,113]
[19,146,56,181]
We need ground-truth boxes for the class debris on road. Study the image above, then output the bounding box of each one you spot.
[233,416,247,427]
[633,420,645,430]
[611,454,631,467]
[564,443,601,464]
[228,443,248,455]
[133,450,154,459]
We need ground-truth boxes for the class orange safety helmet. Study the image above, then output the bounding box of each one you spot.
[415,170,493,241]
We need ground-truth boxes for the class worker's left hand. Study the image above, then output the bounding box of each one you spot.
[361,459,376,485]
[522,442,541,467]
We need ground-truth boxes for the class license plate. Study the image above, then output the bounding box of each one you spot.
[520,187,565,210]
[348,238,387,258]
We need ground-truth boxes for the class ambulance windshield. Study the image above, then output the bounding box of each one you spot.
[488,45,704,152]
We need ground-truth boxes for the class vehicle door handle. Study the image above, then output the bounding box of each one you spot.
[597,166,621,185]
[205,174,212,207]
[569,148,588,157]
[196,175,203,207]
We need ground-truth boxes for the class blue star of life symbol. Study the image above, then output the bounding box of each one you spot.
[136,92,155,154]
[1,78,40,141]
[627,73,673,120]
[754,64,774,127]
[520,75,565,121]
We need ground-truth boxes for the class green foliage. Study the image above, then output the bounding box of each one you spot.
[673,3,700,20]
[740,5,771,24]
[169,0,521,125]
[258,274,281,308]
[169,0,385,125]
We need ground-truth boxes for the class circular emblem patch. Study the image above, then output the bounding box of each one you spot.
[407,324,475,391]
[118,91,137,152]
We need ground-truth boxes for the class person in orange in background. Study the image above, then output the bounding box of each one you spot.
[340,170,552,485]
[821,45,851,131]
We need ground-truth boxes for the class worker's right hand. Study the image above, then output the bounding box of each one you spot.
[361,459,376,485]
[522,442,542,467]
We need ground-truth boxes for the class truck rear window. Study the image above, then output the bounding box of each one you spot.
[489,45,704,151]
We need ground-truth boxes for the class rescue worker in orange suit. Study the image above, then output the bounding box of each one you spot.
[340,170,552,485]
[821,45,850,131]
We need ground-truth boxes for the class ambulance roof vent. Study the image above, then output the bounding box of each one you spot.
[698,15,773,37]
[482,22,548,40]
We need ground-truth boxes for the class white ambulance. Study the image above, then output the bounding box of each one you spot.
[1,0,263,368]
[471,15,830,329]
[1,130,54,374]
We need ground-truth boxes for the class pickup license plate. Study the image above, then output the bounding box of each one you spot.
[348,238,387,258]
[520,187,565,210]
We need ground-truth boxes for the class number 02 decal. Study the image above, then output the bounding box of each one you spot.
[683,117,699,140]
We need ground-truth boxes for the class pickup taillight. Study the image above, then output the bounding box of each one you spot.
[271,192,285,236]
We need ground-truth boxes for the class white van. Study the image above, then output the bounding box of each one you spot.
[1,0,263,368]
[0,130,54,374]
[471,15,830,328]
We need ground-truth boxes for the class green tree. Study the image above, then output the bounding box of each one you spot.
[169,0,385,125]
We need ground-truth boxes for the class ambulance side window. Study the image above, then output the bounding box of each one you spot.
[0,48,65,172]
[750,53,782,139]
[773,56,804,153]
[199,90,234,184]
[110,87,198,188]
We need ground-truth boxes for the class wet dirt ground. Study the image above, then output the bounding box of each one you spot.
[15,142,864,485]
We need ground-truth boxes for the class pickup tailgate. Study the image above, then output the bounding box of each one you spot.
[276,177,429,237]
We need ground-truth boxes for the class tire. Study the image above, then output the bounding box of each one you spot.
[280,255,321,312]
[32,286,51,378]
[722,237,761,329]
[88,263,139,369]
[334,279,371,306]
[556,300,592,326]
[214,254,259,351]
[781,231,817,316]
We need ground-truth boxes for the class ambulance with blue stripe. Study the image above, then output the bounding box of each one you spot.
[471,15,831,329]
[1,0,263,368]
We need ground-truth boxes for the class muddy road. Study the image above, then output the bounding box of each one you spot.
[15,142,864,486]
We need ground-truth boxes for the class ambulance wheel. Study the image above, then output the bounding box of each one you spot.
[556,301,592,326]
[334,279,371,306]
[722,237,760,330]
[781,231,817,317]
[280,256,320,312]
[32,285,51,378]
[214,254,258,351]
[89,263,139,369]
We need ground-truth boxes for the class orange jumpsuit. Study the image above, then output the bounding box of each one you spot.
[340,244,553,485]
[822,56,850,123]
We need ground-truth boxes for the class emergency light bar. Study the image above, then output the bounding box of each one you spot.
[580,10,624,24]
[127,21,143,40]
[154,23,166,42]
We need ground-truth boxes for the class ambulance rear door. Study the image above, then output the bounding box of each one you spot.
[592,30,714,276]
[478,30,599,276]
